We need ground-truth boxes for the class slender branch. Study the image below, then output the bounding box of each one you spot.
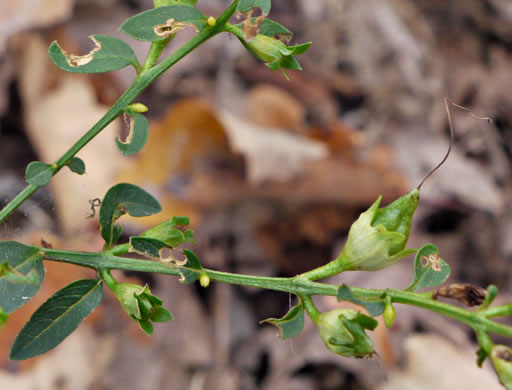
[40,247,512,339]
[0,0,241,224]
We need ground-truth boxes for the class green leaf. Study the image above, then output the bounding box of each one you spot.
[67,157,86,175]
[179,249,204,284]
[48,35,140,73]
[10,279,103,360]
[261,298,304,339]
[99,183,162,246]
[406,244,451,292]
[116,112,149,156]
[234,18,291,38]
[130,237,171,258]
[337,285,385,316]
[0,242,44,314]
[237,0,271,14]
[25,161,53,186]
[154,0,198,6]
[138,319,153,336]
[119,5,207,42]
[150,306,173,322]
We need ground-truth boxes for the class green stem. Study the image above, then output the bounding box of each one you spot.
[40,247,512,339]
[299,259,345,281]
[141,36,174,73]
[0,0,241,224]
[482,304,512,318]
[302,295,320,323]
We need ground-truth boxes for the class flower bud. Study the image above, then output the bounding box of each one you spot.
[239,33,311,78]
[337,189,419,271]
[316,309,377,358]
[112,283,172,335]
[383,301,396,329]
[490,345,512,388]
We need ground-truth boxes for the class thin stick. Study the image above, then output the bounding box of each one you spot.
[416,97,493,190]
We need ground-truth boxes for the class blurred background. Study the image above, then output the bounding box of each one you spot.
[1,0,512,389]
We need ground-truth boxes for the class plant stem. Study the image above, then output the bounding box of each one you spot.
[40,247,512,339]
[0,0,241,224]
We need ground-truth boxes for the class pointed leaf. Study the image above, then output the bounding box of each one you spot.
[261,298,304,339]
[119,5,207,42]
[337,285,385,316]
[25,161,53,186]
[49,35,140,73]
[10,279,103,360]
[116,112,149,156]
[150,306,173,323]
[130,237,171,258]
[237,0,271,14]
[0,242,44,314]
[406,243,450,291]
[67,157,86,175]
[99,183,162,246]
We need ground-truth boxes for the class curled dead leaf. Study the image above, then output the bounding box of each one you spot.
[237,9,266,41]
[433,283,487,307]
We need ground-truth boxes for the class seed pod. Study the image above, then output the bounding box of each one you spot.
[316,309,377,358]
[490,345,512,389]
[337,189,419,271]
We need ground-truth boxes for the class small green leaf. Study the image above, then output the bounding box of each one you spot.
[99,183,162,246]
[10,279,103,360]
[179,249,204,284]
[234,18,291,38]
[0,242,44,314]
[25,161,53,186]
[406,244,451,292]
[261,298,304,339]
[237,0,271,14]
[49,35,140,73]
[150,306,173,322]
[139,218,188,247]
[172,216,190,226]
[119,5,207,42]
[130,237,171,258]
[116,112,149,156]
[337,285,385,316]
[67,157,86,175]
[138,319,153,336]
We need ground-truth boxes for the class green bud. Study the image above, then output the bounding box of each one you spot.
[240,34,311,78]
[316,309,377,358]
[337,189,419,271]
[490,345,512,388]
[383,301,396,329]
[112,283,172,335]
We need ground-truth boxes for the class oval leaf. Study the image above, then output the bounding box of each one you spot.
[261,298,304,339]
[119,5,207,42]
[237,0,271,14]
[49,35,140,73]
[337,285,385,317]
[0,242,44,314]
[235,18,290,38]
[116,112,149,156]
[99,183,162,246]
[10,279,103,360]
[25,161,53,186]
[406,244,451,292]
[130,237,171,258]
[67,157,86,175]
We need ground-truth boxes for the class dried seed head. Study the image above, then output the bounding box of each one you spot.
[433,283,487,307]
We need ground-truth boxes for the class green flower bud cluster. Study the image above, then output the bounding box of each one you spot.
[110,281,172,335]
[336,189,419,272]
[244,34,311,76]
[315,309,377,358]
